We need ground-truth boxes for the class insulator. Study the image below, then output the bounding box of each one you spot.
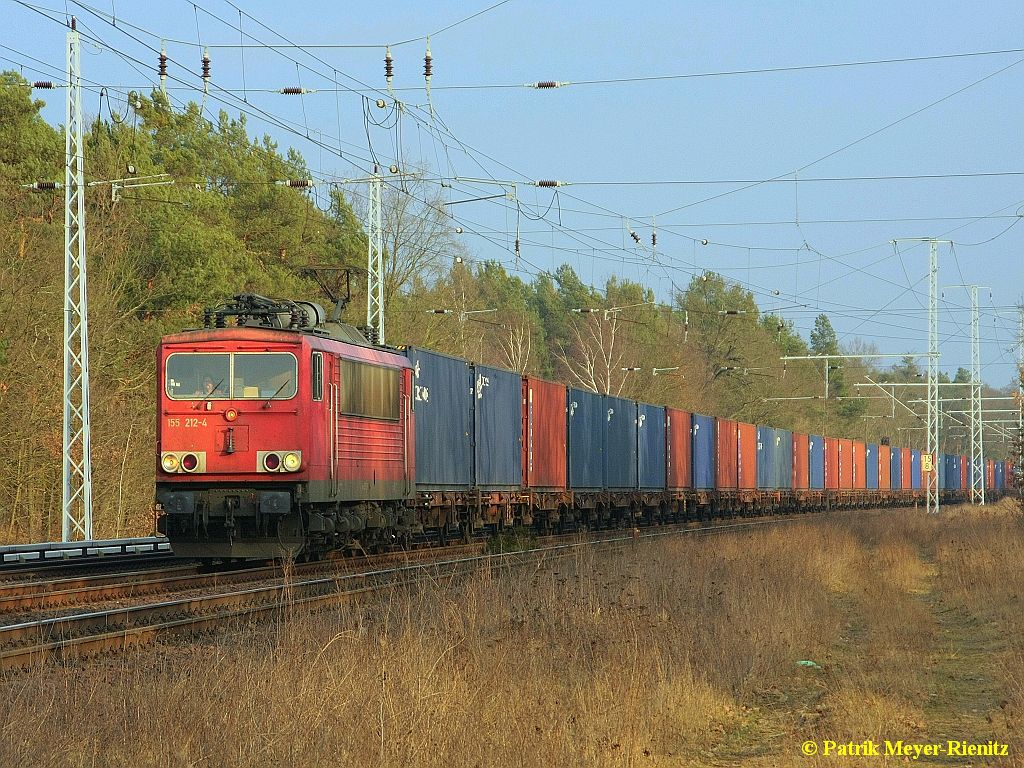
[630,231,641,245]
[536,180,563,187]
[201,47,211,82]
[514,238,521,257]
[651,232,657,247]
[280,87,309,95]
[33,81,55,89]
[31,181,59,190]
[423,50,432,78]
[531,81,567,89]
[158,50,168,78]
[276,179,313,188]
[385,46,394,80]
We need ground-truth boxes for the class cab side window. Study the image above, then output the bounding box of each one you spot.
[312,352,323,402]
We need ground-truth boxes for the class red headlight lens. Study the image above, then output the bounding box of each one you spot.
[263,452,281,471]
[181,453,199,472]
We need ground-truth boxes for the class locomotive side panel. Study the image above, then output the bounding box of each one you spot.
[330,351,413,501]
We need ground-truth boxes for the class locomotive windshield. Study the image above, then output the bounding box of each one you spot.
[166,352,297,400]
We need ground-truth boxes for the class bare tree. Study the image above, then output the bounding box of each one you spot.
[346,168,464,312]
[554,314,629,395]
[498,319,532,373]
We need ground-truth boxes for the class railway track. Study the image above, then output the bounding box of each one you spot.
[0,544,484,615]
[0,514,827,671]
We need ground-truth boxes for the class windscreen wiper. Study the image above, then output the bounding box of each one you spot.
[263,379,292,408]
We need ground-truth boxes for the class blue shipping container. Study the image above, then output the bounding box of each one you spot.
[996,461,1005,490]
[604,395,638,489]
[808,434,825,489]
[865,444,879,489]
[948,455,961,490]
[637,403,667,489]
[568,388,604,489]
[473,364,523,489]
[775,430,793,489]
[405,347,474,488]
[756,426,775,489]
[890,447,902,490]
[692,414,716,489]
[911,450,922,489]
[937,453,946,490]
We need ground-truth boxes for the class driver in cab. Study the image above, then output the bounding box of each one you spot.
[195,375,226,397]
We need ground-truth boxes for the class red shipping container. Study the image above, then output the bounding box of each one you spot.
[736,421,757,489]
[852,441,866,489]
[665,407,691,489]
[825,437,840,490]
[960,456,967,490]
[987,459,996,490]
[839,438,854,489]
[877,444,891,490]
[521,377,568,489]
[901,448,911,489]
[792,432,809,489]
[716,418,738,489]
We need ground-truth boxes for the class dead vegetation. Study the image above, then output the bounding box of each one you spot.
[1,505,1022,766]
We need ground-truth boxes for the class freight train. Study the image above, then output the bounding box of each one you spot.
[155,294,1014,560]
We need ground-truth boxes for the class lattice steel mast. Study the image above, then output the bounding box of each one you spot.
[367,169,385,344]
[62,18,94,541]
[969,286,984,504]
[926,240,939,514]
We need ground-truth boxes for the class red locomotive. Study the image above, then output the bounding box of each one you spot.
[157,294,1015,562]
[156,295,417,559]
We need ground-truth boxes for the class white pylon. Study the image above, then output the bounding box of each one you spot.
[62,18,94,541]
[366,169,385,344]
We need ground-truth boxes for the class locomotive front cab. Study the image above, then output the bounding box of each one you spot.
[156,330,310,559]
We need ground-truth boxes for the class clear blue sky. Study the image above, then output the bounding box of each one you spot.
[7,0,1023,386]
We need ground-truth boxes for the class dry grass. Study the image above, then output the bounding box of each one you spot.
[2,505,1024,767]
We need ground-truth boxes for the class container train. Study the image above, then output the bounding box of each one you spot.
[155,294,1014,560]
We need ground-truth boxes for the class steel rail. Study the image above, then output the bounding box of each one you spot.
[0,545,482,614]
[0,515,815,671]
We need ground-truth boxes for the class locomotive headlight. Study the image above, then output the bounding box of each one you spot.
[224,408,238,422]
[282,451,302,472]
[181,453,200,472]
[263,452,281,471]
[161,453,180,473]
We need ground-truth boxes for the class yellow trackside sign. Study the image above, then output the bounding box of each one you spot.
[922,453,933,472]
